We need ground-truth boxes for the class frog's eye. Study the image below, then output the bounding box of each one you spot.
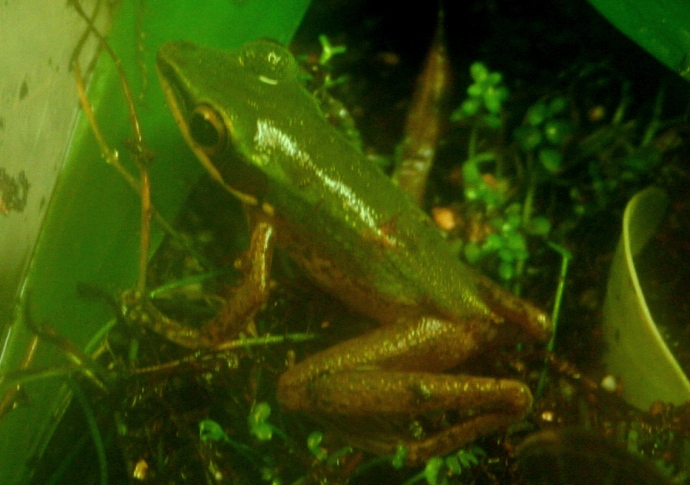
[188,104,226,155]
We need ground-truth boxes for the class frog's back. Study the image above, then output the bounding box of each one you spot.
[258,105,493,325]
[196,40,496,324]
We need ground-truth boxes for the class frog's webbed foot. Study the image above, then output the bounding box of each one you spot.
[120,289,214,348]
[277,315,535,464]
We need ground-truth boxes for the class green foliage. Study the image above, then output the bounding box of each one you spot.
[421,446,486,485]
[307,431,329,461]
[513,97,573,175]
[461,154,506,209]
[298,34,363,150]
[248,402,276,441]
[452,62,509,129]
[391,443,409,469]
[304,431,354,466]
[424,456,445,484]
[198,418,264,467]
[301,34,348,88]
[199,419,228,442]
[451,52,672,284]
[318,34,347,66]
[450,62,555,281]
[589,0,690,82]
[464,203,550,280]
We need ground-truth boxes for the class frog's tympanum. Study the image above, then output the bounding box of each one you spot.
[156,40,551,464]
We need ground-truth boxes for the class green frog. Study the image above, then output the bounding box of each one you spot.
[156,39,551,464]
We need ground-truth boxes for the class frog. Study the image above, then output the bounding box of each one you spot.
[155,39,552,464]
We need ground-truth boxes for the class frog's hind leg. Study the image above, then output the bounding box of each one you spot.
[277,315,535,463]
[282,369,532,464]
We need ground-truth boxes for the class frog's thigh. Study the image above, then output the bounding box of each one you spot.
[281,314,503,384]
[280,370,532,464]
[281,370,533,417]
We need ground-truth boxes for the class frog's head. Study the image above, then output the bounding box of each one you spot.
[157,40,304,206]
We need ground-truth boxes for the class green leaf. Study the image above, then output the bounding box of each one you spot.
[543,119,573,146]
[484,85,509,114]
[588,0,690,82]
[445,455,462,474]
[539,147,563,173]
[525,216,552,236]
[467,83,483,97]
[505,232,527,252]
[483,113,504,129]
[548,96,568,115]
[499,261,515,280]
[199,419,227,443]
[487,72,503,85]
[249,403,274,441]
[514,125,543,151]
[457,450,479,468]
[498,247,516,263]
[307,431,328,461]
[424,456,445,485]
[526,102,548,126]
[453,97,481,119]
[470,62,489,82]
[391,444,408,469]
[484,233,504,252]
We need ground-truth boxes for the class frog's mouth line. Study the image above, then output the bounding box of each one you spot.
[156,59,194,132]
[157,56,259,208]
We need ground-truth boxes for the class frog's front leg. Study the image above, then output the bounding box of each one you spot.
[122,211,275,348]
[203,211,275,342]
[277,314,535,464]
